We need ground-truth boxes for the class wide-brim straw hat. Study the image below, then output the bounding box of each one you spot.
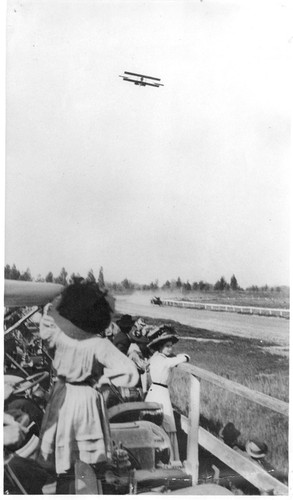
[245,440,268,458]
[147,325,178,350]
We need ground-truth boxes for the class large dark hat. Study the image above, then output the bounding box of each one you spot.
[219,422,241,446]
[49,282,113,340]
[147,324,178,350]
[116,314,135,330]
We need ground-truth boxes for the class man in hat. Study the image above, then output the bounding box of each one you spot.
[113,315,135,355]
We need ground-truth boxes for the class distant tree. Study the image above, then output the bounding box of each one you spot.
[55,267,68,286]
[36,274,45,282]
[170,280,177,291]
[163,280,171,289]
[183,281,191,291]
[4,264,11,279]
[87,269,96,283]
[149,280,159,290]
[192,282,198,290]
[10,264,21,281]
[45,271,54,283]
[20,268,32,281]
[98,267,105,289]
[230,274,239,291]
[199,280,205,291]
[121,278,133,290]
[176,277,182,289]
[214,276,227,291]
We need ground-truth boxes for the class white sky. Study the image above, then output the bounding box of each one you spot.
[4,0,292,288]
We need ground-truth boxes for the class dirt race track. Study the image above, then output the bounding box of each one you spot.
[115,294,289,347]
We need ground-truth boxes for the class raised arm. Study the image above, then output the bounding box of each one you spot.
[38,305,59,347]
[165,353,190,368]
[96,338,139,387]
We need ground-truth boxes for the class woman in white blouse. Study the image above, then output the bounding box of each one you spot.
[145,325,189,461]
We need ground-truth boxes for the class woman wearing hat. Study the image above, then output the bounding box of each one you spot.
[36,282,138,493]
[145,325,190,461]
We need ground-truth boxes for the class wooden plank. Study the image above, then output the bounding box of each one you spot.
[185,375,200,485]
[198,427,288,496]
[178,364,289,417]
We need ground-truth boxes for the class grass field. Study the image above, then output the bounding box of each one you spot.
[128,314,289,479]
[164,288,289,309]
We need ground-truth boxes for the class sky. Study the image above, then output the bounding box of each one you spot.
[4,0,292,288]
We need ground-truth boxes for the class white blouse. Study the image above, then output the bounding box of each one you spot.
[149,351,188,385]
[39,314,138,387]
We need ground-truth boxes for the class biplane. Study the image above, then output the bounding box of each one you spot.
[119,71,164,88]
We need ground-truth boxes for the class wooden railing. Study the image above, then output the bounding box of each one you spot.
[176,363,289,495]
[162,299,290,319]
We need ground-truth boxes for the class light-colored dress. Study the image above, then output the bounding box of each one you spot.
[37,317,138,474]
[127,343,150,393]
[145,351,188,460]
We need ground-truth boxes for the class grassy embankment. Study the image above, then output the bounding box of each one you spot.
[163,288,289,309]
[131,315,289,478]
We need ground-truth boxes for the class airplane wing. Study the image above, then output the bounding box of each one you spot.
[124,71,161,82]
[119,76,164,87]
[119,76,144,84]
[4,279,64,307]
[144,81,164,87]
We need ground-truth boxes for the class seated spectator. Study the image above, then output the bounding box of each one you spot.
[113,314,135,355]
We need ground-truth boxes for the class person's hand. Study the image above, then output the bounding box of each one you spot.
[41,304,56,328]
[94,375,111,389]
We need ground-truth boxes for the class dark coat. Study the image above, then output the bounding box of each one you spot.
[113,331,131,355]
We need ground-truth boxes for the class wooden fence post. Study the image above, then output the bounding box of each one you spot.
[185,374,200,485]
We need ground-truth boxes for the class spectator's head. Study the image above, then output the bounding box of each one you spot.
[147,325,178,355]
[219,422,241,447]
[116,314,135,334]
[50,282,114,339]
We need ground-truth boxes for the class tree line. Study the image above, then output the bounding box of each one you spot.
[4,264,283,293]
